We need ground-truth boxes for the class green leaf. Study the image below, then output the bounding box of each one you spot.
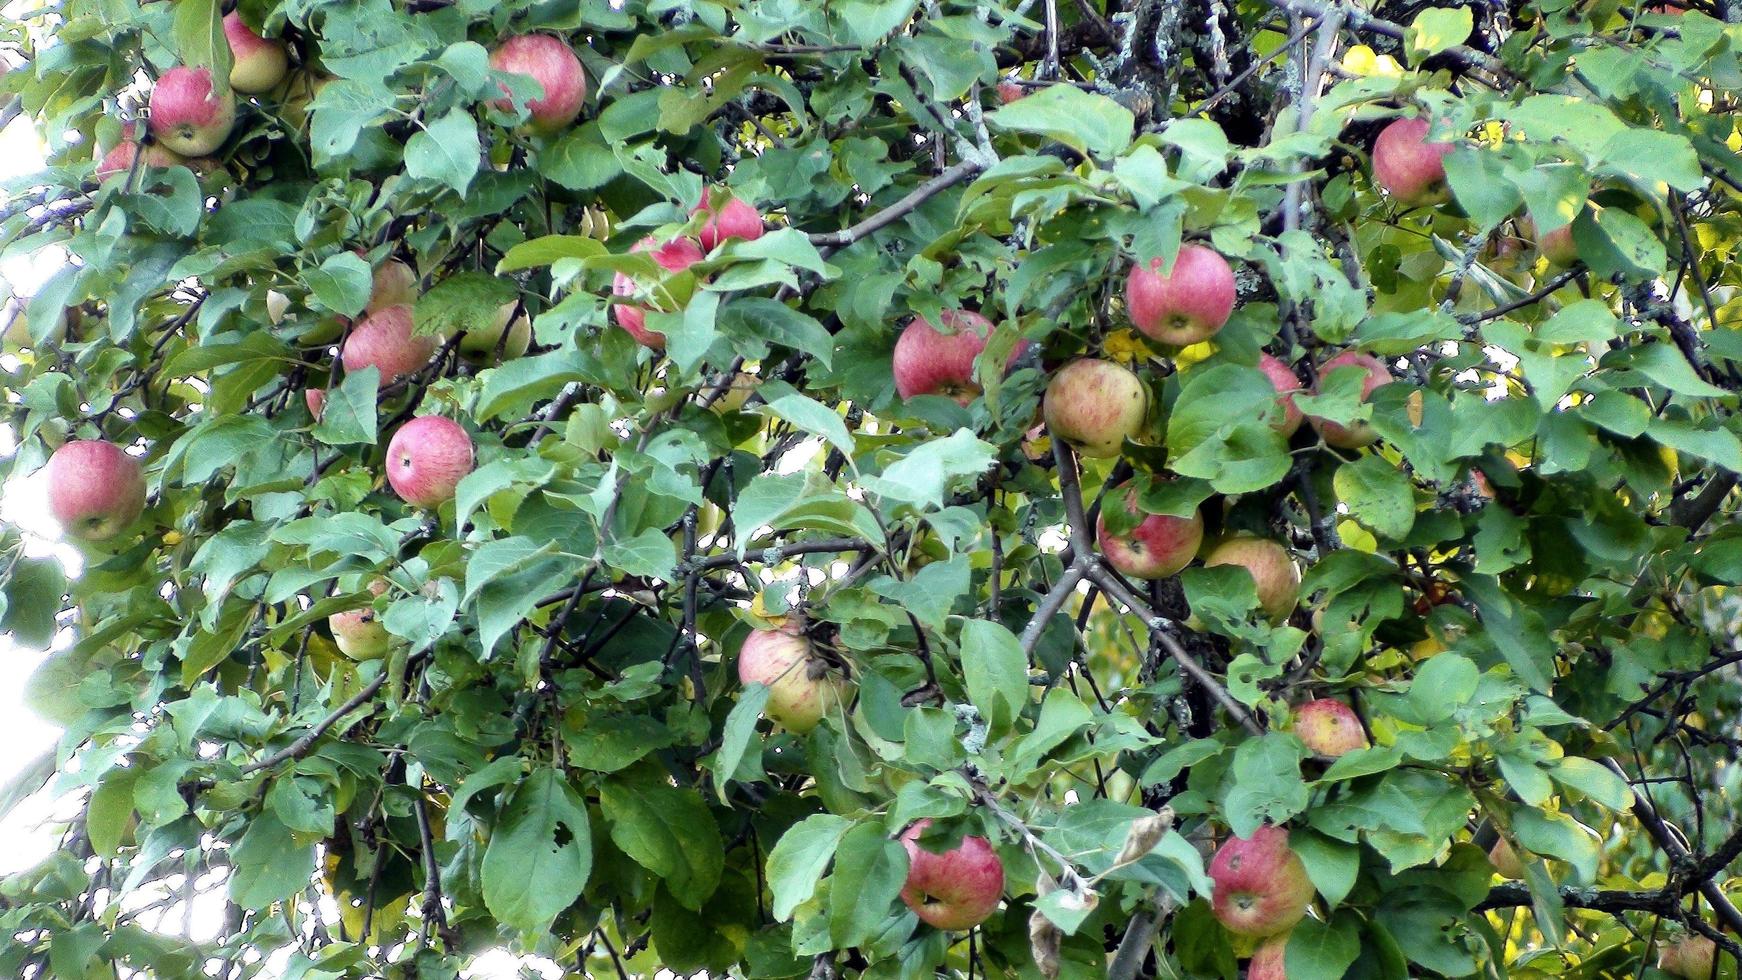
[989,84,1135,159]
[1444,147,1522,229]
[229,812,316,911]
[1332,455,1415,541]
[497,235,607,273]
[758,380,855,455]
[173,0,232,93]
[767,813,853,920]
[718,297,836,369]
[1283,915,1363,980]
[405,109,481,195]
[1572,205,1665,280]
[311,367,379,446]
[482,768,593,935]
[414,271,517,339]
[958,619,1029,735]
[858,429,998,509]
[305,251,374,318]
[827,821,908,948]
[1405,6,1473,63]
[1599,129,1702,192]
[712,684,770,802]
[602,527,677,580]
[1292,830,1360,909]
[600,766,724,910]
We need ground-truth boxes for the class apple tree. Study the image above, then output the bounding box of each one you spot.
[4,0,1742,975]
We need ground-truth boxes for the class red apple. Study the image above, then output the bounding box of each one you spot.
[899,819,1005,931]
[612,236,705,349]
[1489,837,1525,880]
[44,439,147,541]
[223,12,288,94]
[1096,483,1204,580]
[366,258,418,314]
[149,66,236,156]
[1307,350,1392,449]
[341,305,438,388]
[1202,536,1300,620]
[1294,699,1368,757]
[1209,825,1315,937]
[996,79,1025,104]
[692,188,765,251]
[305,388,326,419]
[1371,117,1453,206]
[1659,936,1716,980]
[329,578,393,660]
[737,625,846,733]
[453,300,531,364]
[1522,216,1580,268]
[892,310,1027,404]
[1042,358,1148,458]
[1247,933,1289,980]
[386,416,474,508]
[1125,243,1236,346]
[489,34,587,132]
[1257,352,1305,436]
[94,139,190,181]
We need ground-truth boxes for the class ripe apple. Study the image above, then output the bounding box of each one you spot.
[1096,484,1204,580]
[1125,243,1236,346]
[737,625,846,733]
[1209,825,1316,937]
[892,309,1027,404]
[996,79,1026,104]
[1202,536,1301,620]
[1488,837,1526,879]
[366,258,418,314]
[1526,217,1579,268]
[489,34,587,132]
[898,819,1005,931]
[1257,352,1305,436]
[1294,699,1368,757]
[1659,935,1716,980]
[692,188,765,251]
[224,12,289,94]
[612,236,705,349]
[1371,116,1453,206]
[1307,350,1392,449]
[305,388,326,419]
[149,66,236,156]
[44,439,147,541]
[385,416,474,508]
[1042,358,1148,458]
[341,305,437,388]
[1247,933,1289,980]
[453,300,531,364]
[94,138,189,181]
[329,578,393,660]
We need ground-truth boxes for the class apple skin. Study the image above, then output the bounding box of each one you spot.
[1257,353,1305,436]
[223,13,289,94]
[612,236,706,349]
[453,300,531,364]
[305,388,326,419]
[386,416,474,508]
[329,578,393,661]
[1658,936,1716,980]
[1372,117,1453,206]
[95,139,190,181]
[341,305,438,388]
[1042,358,1148,459]
[149,66,236,156]
[1528,218,1579,268]
[366,259,418,314]
[1307,350,1392,449]
[1294,699,1368,757]
[1247,933,1289,980]
[1209,825,1316,938]
[892,310,1027,404]
[489,34,587,132]
[1096,484,1204,580]
[1125,243,1236,346]
[996,80,1025,104]
[44,440,147,542]
[737,625,845,733]
[1488,837,1525,880]
[1202,536,1301,620]
[693,188,765,251]
[899,820,1005,931]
